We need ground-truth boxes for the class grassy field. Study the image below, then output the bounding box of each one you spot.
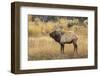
[28,15,88,60]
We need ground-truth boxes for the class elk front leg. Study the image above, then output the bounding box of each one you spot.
[61,44,64,54]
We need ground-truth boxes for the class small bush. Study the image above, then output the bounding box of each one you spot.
[67,19,79,28]
[28,25,42,37]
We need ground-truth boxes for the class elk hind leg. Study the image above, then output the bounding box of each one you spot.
[73,41,78,55]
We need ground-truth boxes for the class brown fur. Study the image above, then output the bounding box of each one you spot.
[50,30,78,55]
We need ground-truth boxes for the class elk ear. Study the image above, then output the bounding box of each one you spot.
[61,31,64,35]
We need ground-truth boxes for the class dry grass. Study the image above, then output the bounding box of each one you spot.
[28,16,88,60]
[28,27,88,60]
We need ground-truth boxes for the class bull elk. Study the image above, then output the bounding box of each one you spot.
[49,30,78,55]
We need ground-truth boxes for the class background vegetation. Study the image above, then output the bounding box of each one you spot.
[28,15,88,60]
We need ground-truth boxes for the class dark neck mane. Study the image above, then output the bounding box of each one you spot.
[54,33,61,43]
